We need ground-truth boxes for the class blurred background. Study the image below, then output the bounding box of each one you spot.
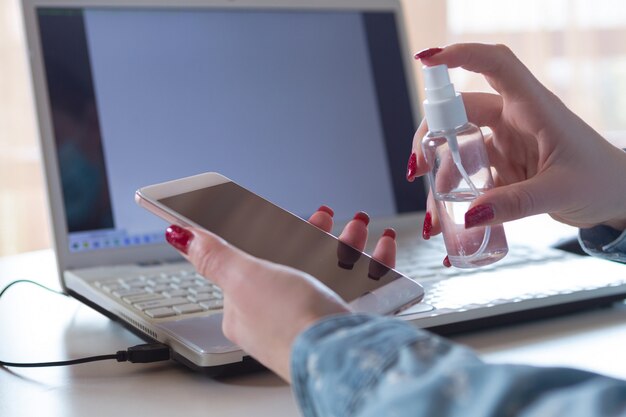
[1,0,626,257]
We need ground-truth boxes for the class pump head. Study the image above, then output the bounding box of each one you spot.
[422,65,468,132]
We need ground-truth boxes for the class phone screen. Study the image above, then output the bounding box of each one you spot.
[157,181,420,305]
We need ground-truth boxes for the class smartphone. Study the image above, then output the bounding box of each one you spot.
[136,172,424,315]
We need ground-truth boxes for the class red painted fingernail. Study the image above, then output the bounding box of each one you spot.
[382,228,396,240]
[422,212,432,240]
[465,204,495,229]
[406,152,417,182]
[443,256,451,268]
[318,205,334,217]
[165,225,193,254]
[353,211,370,226]
[414,47,443,60]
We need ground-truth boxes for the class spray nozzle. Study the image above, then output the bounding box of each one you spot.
[422,65,468,134]
[423,64,457,103]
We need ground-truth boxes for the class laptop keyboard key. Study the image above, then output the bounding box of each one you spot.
[200,299,224,310]
[134,297,189,311]
[123,293,165,304]
[147,284,170,293]
[188,293,217,303]
[112,288,148,298]
[145,307,177,318]
[163,289,189,298]
[174,303,204,315]
[189,286,213,295]
[101,283,125,293]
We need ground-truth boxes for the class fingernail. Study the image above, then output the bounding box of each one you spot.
[353,211,370,226]
[382,228,396,240]
[165,225,193,254]
[422,212,432,240]
[414,47,443,60]
[318,205,334,217]
[406,152,417,182]
[465,204,495,229]
[443,255,451,268]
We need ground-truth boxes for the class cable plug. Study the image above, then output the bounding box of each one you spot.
[116,343,170,363]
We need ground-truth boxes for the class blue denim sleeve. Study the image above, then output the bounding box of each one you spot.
[291,314,626,417]
[579,225,626,263]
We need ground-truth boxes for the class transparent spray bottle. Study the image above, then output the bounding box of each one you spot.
[421,65,508,268]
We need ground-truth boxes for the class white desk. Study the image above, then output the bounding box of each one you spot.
[2,249,626,417]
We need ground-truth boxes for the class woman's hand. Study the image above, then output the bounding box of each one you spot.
[409,43,626,239]
[164,207,397,382]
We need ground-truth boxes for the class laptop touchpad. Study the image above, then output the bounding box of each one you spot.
[157,314,239,354]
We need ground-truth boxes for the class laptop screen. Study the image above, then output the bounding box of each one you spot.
[37,6,423,254]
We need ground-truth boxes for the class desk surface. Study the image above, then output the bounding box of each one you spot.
[2,246,626,417]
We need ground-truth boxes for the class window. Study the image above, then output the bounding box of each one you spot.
[0,0,50,256]
[406,0,626,145]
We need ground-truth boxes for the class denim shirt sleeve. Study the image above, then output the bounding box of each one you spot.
[579,225,626,263]
[291,314,626,417]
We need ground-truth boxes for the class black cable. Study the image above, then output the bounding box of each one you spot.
[0,280,171,368]
[1,354,120,368]
[0,279,68,299]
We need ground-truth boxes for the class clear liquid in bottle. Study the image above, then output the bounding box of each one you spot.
[434,192,508,268]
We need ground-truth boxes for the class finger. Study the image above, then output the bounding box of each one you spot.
[169,225,254,290]
[418,43,539,99]
[465,174,560,228]
[461,92,503,128]
[338,211,370,252]
[371,228,396,268]
[422,192,441,236]
[407,118,430,181]
[307,205,334,233]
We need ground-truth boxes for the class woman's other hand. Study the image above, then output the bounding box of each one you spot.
[409,43,626,239]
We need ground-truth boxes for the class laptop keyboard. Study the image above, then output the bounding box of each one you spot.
[396,243,574,310]
[94,270,222,319]
[91,243,611,321]
[395,242,567,280]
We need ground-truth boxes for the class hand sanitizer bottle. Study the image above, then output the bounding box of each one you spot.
[420,65,508,268]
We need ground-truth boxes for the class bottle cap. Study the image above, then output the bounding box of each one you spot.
[422,65,468,132]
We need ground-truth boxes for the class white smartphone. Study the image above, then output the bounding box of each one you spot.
[136,172,424,315]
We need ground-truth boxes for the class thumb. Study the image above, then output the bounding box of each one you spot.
[168,225,253,290]
[465,177,557,228]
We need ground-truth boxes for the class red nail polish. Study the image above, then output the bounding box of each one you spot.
[422,212,432,240]
[382,228,396,240]
[406,152,417,182]
[443,255,451,268]
[317,205,334,217]
[414,47,443,60]
[165,225,193,254]
[353,211,370,226]
[465,204,495,229]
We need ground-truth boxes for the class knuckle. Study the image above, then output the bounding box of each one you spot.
[494,43,513,57]
[195,239,227,280]
[490,44,516,76]
[507,186,536,219]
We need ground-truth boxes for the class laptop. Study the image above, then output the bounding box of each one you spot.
[22,0,626,374]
